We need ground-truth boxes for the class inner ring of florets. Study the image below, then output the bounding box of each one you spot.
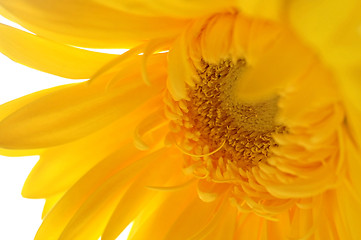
[166,59,286,175]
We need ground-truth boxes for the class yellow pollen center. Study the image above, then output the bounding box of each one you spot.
[180,59,286,170]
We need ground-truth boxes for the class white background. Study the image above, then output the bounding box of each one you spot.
[0,16,131,240]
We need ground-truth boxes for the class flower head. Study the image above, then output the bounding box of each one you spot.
[0,0,361,239]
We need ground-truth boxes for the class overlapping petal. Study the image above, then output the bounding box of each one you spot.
[21,99,162,198]
[93,0,237,18]
[0,0,189,48]
[0,54,167,149]
[0,0,360,240]
[0,24,118,79]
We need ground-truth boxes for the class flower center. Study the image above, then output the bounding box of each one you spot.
[188,59,286,169]
[165,58,287,180]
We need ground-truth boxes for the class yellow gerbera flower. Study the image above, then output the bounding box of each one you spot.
[0,0,361,239]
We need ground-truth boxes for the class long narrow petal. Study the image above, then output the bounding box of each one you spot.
[21,97,163,198]
[0,0,188,48]
[128,184,198,240]
[56,149,169,240]
[0,69,165,149]
[34,146,159,240]
[164,196,223,240]
[42,193,64,219]
[101,149,185,240]
[0,85,67,156]
[0,24,118,79]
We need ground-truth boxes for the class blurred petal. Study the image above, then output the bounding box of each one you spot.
[128,183,197,240]
[164,196,223,240]
[42,192,64,219]
[101,149,185,240]
[22,96,163,198]
[0,24,118,79]
[35,147,164,240]
[237,0,286,21]
[0,85,65,156]
[235,25,315,102]
[0,0,189,48]
[58,149,169,240]
[0,62,165,149]
[93,0,237,18]
[287,0,361,115]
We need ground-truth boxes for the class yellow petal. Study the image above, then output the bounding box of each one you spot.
[287,0,361,57]
[55,149,169,240]
[128,184,198,240]
[22,133,131,198]
[287,1,361,138]
[0,71,164,149]
[336,131,361,239]
[0,0,188,48]
[164,196,222,240]
[0,85,66,156]
[265,211,291,239]
[101,149,184,240]
[254,162,337,199]
[133,108,167,150]
[234,27,315,102]
[278,62,340,126]
[42,193,64,219]
[167,34,194,100]
[200,14,237,64]
[0,24,118,79]
[236,0,286,21]
[197,180,228,203]
[22,96,163,198]
[35,147,161,240]
[93,0,237,18]
[201,203,238,240]
[234,214,266,239]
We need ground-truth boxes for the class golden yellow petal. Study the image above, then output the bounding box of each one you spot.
[0,85,66,156]
[133,108,168,151]
[287,0,361,56]
[22,137,130,199]
[196,202,238,240]
[287,0,361,115]
[102,149,184,240]
[128,179,197,240]
[164,196,223,240]
[0,0,188,48]
[197,180,228,203]
[237,0,286,21]
[265,212,291,239]
[21,96,163,198]
[0,24,118,79]
[167,35,192,100]
[337,187,361,239]
[234,27,315,102]
[0,74,164,149]
[42,193,64,219]
[129,187,198,240]
[35,147,161,240]
[336,131,361,239]
[57,149,170,240]
[93,0,237,18]
[234,214,266,239]
[289,205,317,239]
